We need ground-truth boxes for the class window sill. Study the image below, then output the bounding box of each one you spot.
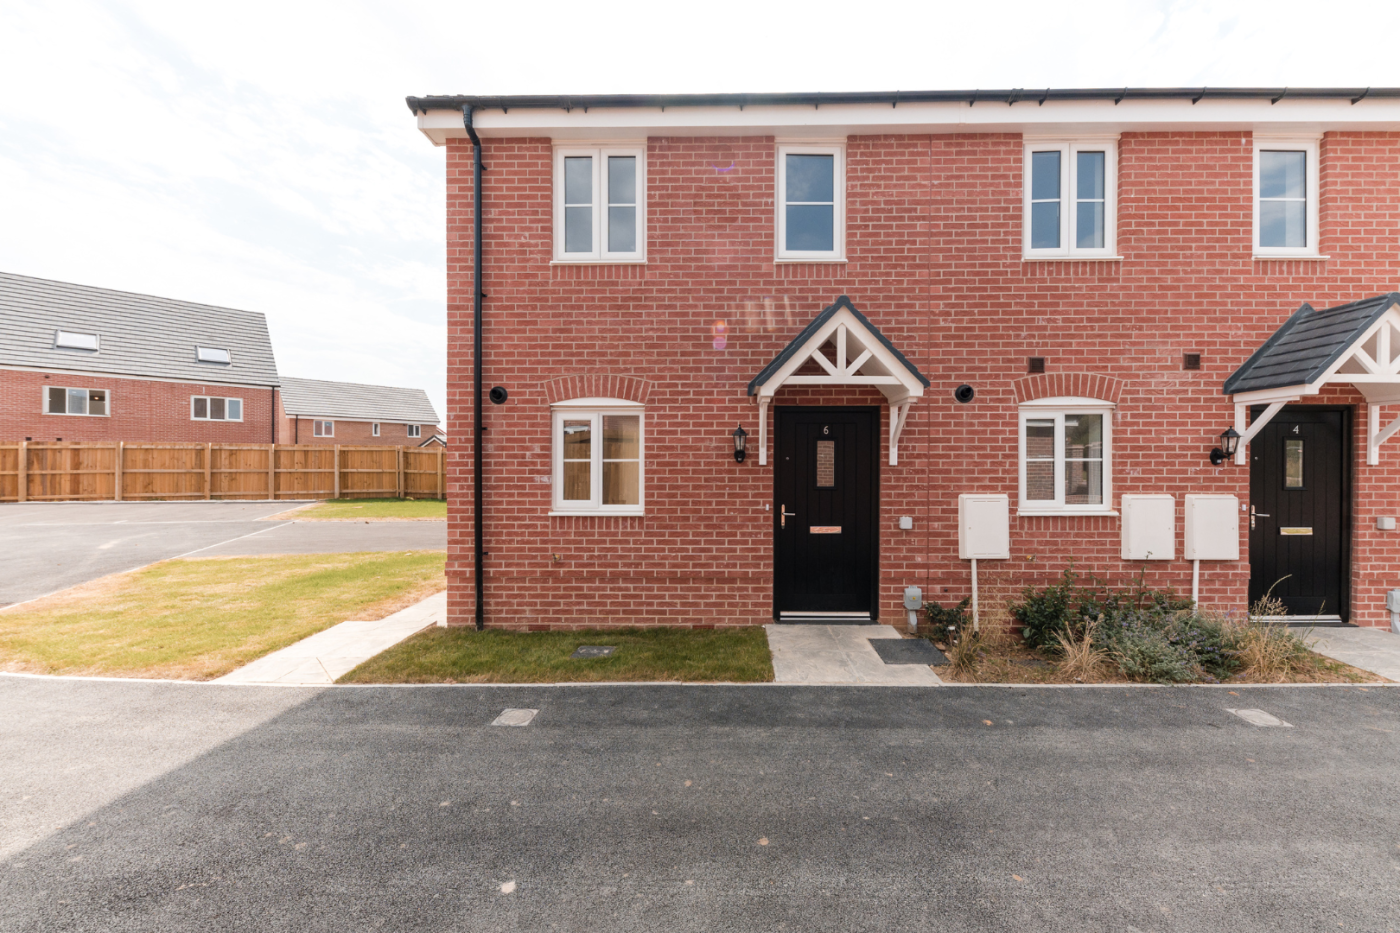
[1017,508,1119,518]
[550,259,647,266]
[1253,254,1329,261]
[550,510,645,517]
[1022,255,1123,262]
[774,257,846,264]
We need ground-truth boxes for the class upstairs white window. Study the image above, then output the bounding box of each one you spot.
[191,396,243,421]
[1254,138,1320,257]
[776,144,844,260]
[1023,139,1117,258]
[55,330,100,351]
[554,145,645,261]
[313,420,334,437]
[1018,398,1114,515]
[551,400,644,515]
[45,386,108,416]
[196,346,231,363]
[407,424,421,438]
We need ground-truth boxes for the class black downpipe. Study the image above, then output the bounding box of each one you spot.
[464,105,485,631]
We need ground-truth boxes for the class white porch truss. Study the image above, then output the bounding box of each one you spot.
[1224,294,1400,465]
[747,295,930,466]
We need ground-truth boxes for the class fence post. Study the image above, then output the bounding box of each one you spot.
[17,441,26,503]
[397,446,404,498]
[205,443,213,500]
[268,444,276,500]
[114,442,123,501]
[436,447,444,500]
[333,445,340,500]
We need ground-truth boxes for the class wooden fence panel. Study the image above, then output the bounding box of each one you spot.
[0,442,445,503]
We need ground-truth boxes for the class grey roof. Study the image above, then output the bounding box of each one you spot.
[747,295,930,396]
[0,272,279,387]
[280,377,440,424]
[1223,293,1400,395]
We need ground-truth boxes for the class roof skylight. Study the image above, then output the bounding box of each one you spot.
[196,346,232,364]
[55,330,99,351]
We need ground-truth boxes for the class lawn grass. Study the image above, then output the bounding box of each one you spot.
[0,551,446,680]
[338,626,775,684]
[289,498,447,521]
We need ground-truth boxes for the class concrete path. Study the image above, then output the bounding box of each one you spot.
[1304,626,1400,681]
[764,623,943,685]
[213,591,446,685]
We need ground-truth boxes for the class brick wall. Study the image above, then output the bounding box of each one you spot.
[0,368,276,444]
[445,130,1400,629]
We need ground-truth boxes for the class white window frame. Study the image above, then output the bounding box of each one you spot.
[1022,137,1119,259]
[196,346,232,364]
[552,143,646,263]
[372,422,380,437]
[190,396,244,422]
[775,142,846,261]
[1017,397,1115,516]
[43,386,110,417]
[407,424,421,438]
[1253,136,1322,259]
[313,420,334,437]
[550,398,645,516]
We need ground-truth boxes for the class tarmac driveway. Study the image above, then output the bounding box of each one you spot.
[0,501,447,607]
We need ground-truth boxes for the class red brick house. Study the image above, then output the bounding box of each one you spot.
[407,87,1400,630]
[277,377,441,446]
[0,272,280,443]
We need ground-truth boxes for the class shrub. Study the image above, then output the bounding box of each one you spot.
[923,597,971,645]
[1009,566,1191,649]
[1053,614,1109,682]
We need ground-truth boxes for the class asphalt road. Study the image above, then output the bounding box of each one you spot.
[0,502,447,606]
[2,677,1397,932]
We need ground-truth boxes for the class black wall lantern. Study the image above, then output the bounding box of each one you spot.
[732,424,748,463]
[1210,427,1241,466]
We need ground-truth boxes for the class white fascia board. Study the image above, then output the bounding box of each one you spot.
[416,98,1400,145]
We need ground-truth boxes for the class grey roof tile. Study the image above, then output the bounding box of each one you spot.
[1224,293,1400,395]
[0,272,279,387]
[279,377,440,424]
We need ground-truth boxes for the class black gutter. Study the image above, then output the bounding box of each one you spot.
[464,104,486,631]
[409,87,1399,114]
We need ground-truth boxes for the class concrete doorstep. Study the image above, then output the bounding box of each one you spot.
[213,591,446,686]
[764,624,943,686]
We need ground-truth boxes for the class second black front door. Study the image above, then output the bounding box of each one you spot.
[1248,406,1350,619]
[773,407,878,620]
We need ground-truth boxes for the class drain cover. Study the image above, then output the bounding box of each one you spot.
[491,708,539,727]
[1226,708,1292,728]
[571,645,616,659]
[870,638,947,666]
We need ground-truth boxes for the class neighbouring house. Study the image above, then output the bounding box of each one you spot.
[0,272,280,443]
[408,87,1400,630]
[277,376,442,446]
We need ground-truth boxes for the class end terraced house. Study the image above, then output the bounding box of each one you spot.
[407,87,1400,630]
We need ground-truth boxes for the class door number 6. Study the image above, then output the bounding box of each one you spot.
[822,425,830,435]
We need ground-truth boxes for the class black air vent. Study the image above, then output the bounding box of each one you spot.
[1183,353,1202,371]
[1027,357,1046,374]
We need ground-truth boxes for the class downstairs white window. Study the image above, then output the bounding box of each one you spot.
[407,424,421,438]
[551,399,644,515]
[313,420,334,437]
[45,386,108,416]
[1018,398,1114,515]
[191,396,243,421]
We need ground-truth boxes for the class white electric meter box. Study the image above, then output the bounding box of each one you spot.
[958,494,1010,560]
[1121,495,1176,560]
[1184,494,1240,561]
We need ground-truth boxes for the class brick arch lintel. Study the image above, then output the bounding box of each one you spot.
[1012,373,1124,405]
[544,374,653,406]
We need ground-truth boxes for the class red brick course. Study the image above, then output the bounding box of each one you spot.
[444,130,1400,629]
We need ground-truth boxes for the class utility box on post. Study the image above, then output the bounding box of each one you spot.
[958,494,1010,560]
[1121,494,1176,560]
[1184,495,1240,561]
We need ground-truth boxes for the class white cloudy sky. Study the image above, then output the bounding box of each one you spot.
[1,0,1395,420]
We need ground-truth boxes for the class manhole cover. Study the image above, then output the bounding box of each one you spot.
[870,638,947,666]
[1226,708,1292,728]
[491,708,538,727]
[570,645,616,659]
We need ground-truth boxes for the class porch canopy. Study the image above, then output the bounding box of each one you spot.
[1224,293,1400,465]
[747,296,930,465]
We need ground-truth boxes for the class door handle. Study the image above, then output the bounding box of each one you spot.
[1250,505,1270,530]
[780,504,797,529]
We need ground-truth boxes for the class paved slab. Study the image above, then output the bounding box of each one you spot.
[1304,626,1400,681]
[765,623,943,685]
[214,591,446,685]
[0,501,445,607]
[2,678,1398,931]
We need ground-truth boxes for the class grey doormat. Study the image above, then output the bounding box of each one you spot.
[870,638,948,666]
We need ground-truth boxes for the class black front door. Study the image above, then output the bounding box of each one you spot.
[773,407,878,620]
[1248,406,1350,619]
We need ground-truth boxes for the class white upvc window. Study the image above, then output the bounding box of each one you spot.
[553,144,646,262]
[44,386,109,416]
[313,420,334,437]
[190,396,243,421]
[372,422,380,437]
[1018,397,1114,515]
[1023,138,1118,259]
[1253,136,1321,258]
[776,143,845,260]
[551,399,644,515]
[407,424,421,438]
